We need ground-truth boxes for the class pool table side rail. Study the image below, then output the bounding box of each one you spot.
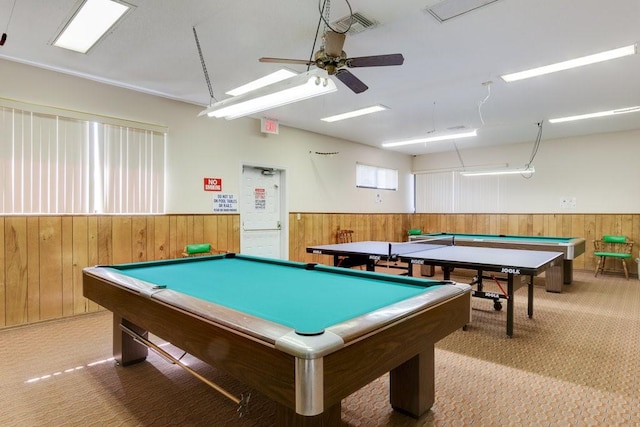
[83,265,470,358]
[323,282,470,345]
[412,233,586,259]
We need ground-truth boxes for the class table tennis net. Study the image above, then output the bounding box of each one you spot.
[388,236,454,257]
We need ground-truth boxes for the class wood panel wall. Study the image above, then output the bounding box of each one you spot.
[290,213,640,274]
[2,212,638,329]
[0,215,239,328]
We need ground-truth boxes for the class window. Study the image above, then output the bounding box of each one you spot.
[414,171,501,213]
[0,104,165,214]
[356,163,398,190]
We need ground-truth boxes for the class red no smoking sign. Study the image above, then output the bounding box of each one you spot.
[204,177,222,191]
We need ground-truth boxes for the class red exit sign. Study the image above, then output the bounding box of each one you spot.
[204,177,222,191]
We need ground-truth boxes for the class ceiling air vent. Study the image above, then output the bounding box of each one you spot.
[330,12,378,35]
[425,0,501,23]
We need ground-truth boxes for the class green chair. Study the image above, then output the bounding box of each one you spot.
[593,235,634,280]
[182,243,226,257]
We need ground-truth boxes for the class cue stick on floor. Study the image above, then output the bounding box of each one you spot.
[119,323,250,415]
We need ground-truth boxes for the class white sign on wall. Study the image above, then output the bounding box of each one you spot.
[213,193,238,212]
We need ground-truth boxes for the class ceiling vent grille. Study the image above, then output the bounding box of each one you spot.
[330,12,378,34]
[425,0,501,23]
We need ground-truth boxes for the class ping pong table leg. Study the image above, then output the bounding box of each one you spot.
[506,274,514,338]
[527,275,534,318]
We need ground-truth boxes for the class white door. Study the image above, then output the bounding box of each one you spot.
[241,166,285,258]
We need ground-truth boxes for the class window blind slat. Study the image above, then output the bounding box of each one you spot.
[0,106,165,214]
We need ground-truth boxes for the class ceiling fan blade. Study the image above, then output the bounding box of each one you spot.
[346,53,405,68]
[324,31,346,57]
[335,69,368,94]
[259,57,313,66]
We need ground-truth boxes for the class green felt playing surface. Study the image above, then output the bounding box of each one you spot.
[109,256,443,334]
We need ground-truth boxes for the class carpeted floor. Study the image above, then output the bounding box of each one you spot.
[1,269,638,426]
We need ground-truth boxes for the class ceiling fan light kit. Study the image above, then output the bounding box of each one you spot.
[199,69,337,120]
[259,30,404,94]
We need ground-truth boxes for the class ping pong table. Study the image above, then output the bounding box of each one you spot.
[306,240,564,337]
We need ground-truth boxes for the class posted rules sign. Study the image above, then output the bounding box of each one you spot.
[204,177,222,191]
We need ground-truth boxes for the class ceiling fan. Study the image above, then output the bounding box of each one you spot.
[259,30,404,94]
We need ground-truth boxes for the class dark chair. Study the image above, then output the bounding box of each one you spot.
[336,229,366,269]
[337,229,354,244]
[593,235,633,280]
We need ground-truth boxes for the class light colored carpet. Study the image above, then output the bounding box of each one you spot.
[1,270,638,426]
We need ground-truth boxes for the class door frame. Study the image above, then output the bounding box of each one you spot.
[239,163,289,259]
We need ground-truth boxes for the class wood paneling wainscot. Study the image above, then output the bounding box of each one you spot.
[0,215,239,328]
[2,212,638,329]
[290,213,640,276]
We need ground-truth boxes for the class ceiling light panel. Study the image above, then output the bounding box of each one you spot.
[54,0,133,54]
[426,0,501,23]
[321,105,388,122]
[501,44,637,82]
[199,69,337,120]
[460,166,535,176]
[549,106,640,123]
[382,129,477,148]
[226,69,298,97]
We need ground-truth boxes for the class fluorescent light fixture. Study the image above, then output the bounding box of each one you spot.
[501,44,637,82]
[199,69,337,120]
[549,106,640,123]
[382,129,477,148]
[321,105,389,122]
[225,69,298,96]
[460,166,535,176]
[53,0,132,54]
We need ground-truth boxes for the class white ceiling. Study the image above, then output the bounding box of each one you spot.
[1,0,638,155]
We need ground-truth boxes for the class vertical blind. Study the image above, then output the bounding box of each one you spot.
[356,163,398,190]
[415,171,500,213]
[0,106,165,214]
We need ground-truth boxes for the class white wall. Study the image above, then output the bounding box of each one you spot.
[412,129,640,213]
[0,59,414,214]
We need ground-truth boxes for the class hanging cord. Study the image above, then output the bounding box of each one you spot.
[526,121,543,168]
[192,26,217,104]
[318,0,353,34]
[307,0,354,70]
[1,0,17,46]
[454,142,466,171]
[307,1,328,70]
[477,81,492,126]
[522,120,544,179]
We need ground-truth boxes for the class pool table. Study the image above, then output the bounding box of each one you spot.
[410,232,585,291]
[83,254,471,426]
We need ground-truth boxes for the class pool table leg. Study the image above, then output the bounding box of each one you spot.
[563,260,573,284]
[113,315,148,366]
[275,403,341,426]
[389,344,435,418]
[545,262,564,293]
